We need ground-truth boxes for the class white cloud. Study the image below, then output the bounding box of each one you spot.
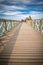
[2,11,43,20]
[1,12,43,20]
[21,0,31,4]
[3,11,23,15]
[6,0,32,4]
[6,0,28,4]
[0,0,5,2]
[6,0,43,4]
[28,11,43,19]
[1,4,26,11]
[10,6,26,10]
[29,11,43,15]
[13,11,43,20]
[38,2,43,4]
[0,11,3,13]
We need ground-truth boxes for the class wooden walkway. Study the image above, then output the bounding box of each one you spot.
[0,22,43,65]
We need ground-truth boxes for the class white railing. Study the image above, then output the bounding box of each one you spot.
[27,19,43,34]
[0,19,20,36]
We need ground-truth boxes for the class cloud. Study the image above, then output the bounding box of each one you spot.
[5,0,43,4]
[3,11,23,15]
[0,10,4,13]
[0,4,26,12]
[29,11,43,15]
[34,6,43,11]
[28,11,43,19]
[0,0,43,20]
[0,0,5,2]
[4,11,43,20]
[13,11,43,20]
[0,10,43,20]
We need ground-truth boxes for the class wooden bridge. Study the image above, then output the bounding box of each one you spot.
[0,19,43,65]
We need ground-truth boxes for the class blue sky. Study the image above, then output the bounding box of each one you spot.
[0,0,43,20]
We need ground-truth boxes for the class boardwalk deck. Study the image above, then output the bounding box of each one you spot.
[0,22,43,65]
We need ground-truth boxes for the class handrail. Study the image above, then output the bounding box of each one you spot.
[27,19,43,34]
[0,19,20,36]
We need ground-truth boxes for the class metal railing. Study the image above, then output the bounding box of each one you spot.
[0,19,43,36]
[0,19,20,36]
[27,19,43,34]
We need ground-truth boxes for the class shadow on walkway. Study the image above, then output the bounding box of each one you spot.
[0,22,22,65]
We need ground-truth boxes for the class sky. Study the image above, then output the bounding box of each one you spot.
[0,0,43,20]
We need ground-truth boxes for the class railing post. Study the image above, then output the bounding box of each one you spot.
[3,19,7,33]
[10,20,12,30]
[40,19,43,33]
